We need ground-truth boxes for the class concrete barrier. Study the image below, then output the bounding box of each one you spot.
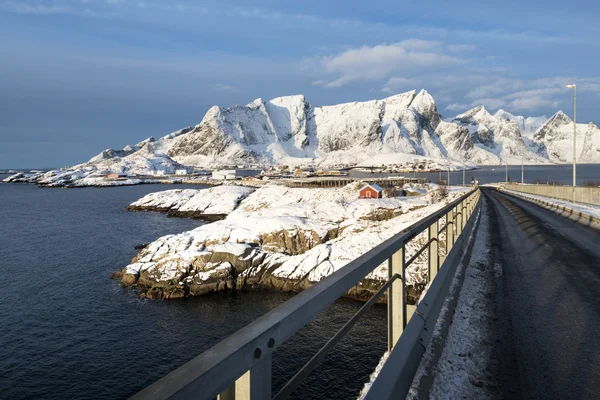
[505,183,600,206]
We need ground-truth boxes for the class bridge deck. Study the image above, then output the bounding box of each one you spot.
[482,188,600,399]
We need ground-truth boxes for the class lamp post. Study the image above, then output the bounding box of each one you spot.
[566,84,577,189]
[521,155,524,184]
[505,162,508,184]
[447,169,450,186]
[463,165,465,186]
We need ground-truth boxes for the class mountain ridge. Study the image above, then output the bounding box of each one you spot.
[5,90,599,186]
[63,90,600,169]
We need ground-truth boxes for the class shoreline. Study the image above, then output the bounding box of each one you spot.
[110,268,424,305]
[125,205,227,221]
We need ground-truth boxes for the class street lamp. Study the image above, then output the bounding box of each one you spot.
[566,84,577,189]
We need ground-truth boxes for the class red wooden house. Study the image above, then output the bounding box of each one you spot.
[358,183,383,199]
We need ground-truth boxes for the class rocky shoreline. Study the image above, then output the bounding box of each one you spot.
[111,267,423,304]
[113,183,460,304]
[125,205,228,221]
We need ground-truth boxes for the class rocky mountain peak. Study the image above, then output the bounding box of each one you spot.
[409,89,440,129]
[135,137,156,149]
[455,105,493,123]
[549,110,572,125]
[382,90,417,109]
[494,109,517,121]
[534,110,572,141]
[248,98,264,108]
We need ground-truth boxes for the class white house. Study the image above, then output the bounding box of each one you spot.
[175,169,188,175]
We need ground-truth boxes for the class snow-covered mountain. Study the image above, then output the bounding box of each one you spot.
[531,111,600,163]
[494,109,547,138]
[5,90,599,186]
[166,90,598,168]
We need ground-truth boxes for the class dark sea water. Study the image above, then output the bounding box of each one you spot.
[350,163,600,185]
[0,180,387,400]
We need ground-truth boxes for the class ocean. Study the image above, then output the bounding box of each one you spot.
[0,181,387,400]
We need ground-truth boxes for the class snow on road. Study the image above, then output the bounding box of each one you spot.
[410,195,504,400]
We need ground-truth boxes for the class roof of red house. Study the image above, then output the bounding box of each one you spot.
[359,183,383,193]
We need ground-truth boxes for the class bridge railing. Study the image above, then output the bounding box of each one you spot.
[130,189,482,400]
[505,182,600,206]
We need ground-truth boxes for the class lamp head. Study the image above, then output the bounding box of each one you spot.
[566,84,576,88]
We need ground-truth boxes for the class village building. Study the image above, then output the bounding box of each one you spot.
[175,169,188,175]
[212,169,262,180]
[107,173,128,180]
[358,183,383,199]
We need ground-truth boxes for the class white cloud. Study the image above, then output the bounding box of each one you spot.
[507,96,560,111]
[460,77,600,113]
[316,40,462,88]
[386,77,421,86]
[446,103,471,112]
[447,44,476,53]
[213,83,239,93]
[380,76,421,93]
[471,97,506,109]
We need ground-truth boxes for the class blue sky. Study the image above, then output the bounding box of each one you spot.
[1,0,600,168]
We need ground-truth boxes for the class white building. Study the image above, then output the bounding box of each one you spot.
[154,170,166,176]
[175,169,188,175]
[212,169,261,180]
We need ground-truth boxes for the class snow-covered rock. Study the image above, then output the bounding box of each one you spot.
[114,183,468,300]
[127,185,255,218]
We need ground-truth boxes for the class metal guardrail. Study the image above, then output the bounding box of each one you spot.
[500,188,600,229]
[505,182,600,206]
[130,189,481,400]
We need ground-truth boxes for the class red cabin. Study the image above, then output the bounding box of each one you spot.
[358,183,383,199]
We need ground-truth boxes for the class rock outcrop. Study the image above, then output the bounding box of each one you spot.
[115,183,460,303]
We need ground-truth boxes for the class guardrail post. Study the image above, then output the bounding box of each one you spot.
[455,203,462,238]
[462,199,467,229]
[219,356,272,400]
[467,196,472,216]
[388,245,405,351]
[428,218,439,280]
[446,209,454,256]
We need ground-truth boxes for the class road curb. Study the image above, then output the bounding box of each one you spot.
[499,189,600,232]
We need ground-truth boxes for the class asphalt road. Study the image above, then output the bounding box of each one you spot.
[482,188,600,400]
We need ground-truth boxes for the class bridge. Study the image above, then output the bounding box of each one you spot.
[129,183,600,400]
